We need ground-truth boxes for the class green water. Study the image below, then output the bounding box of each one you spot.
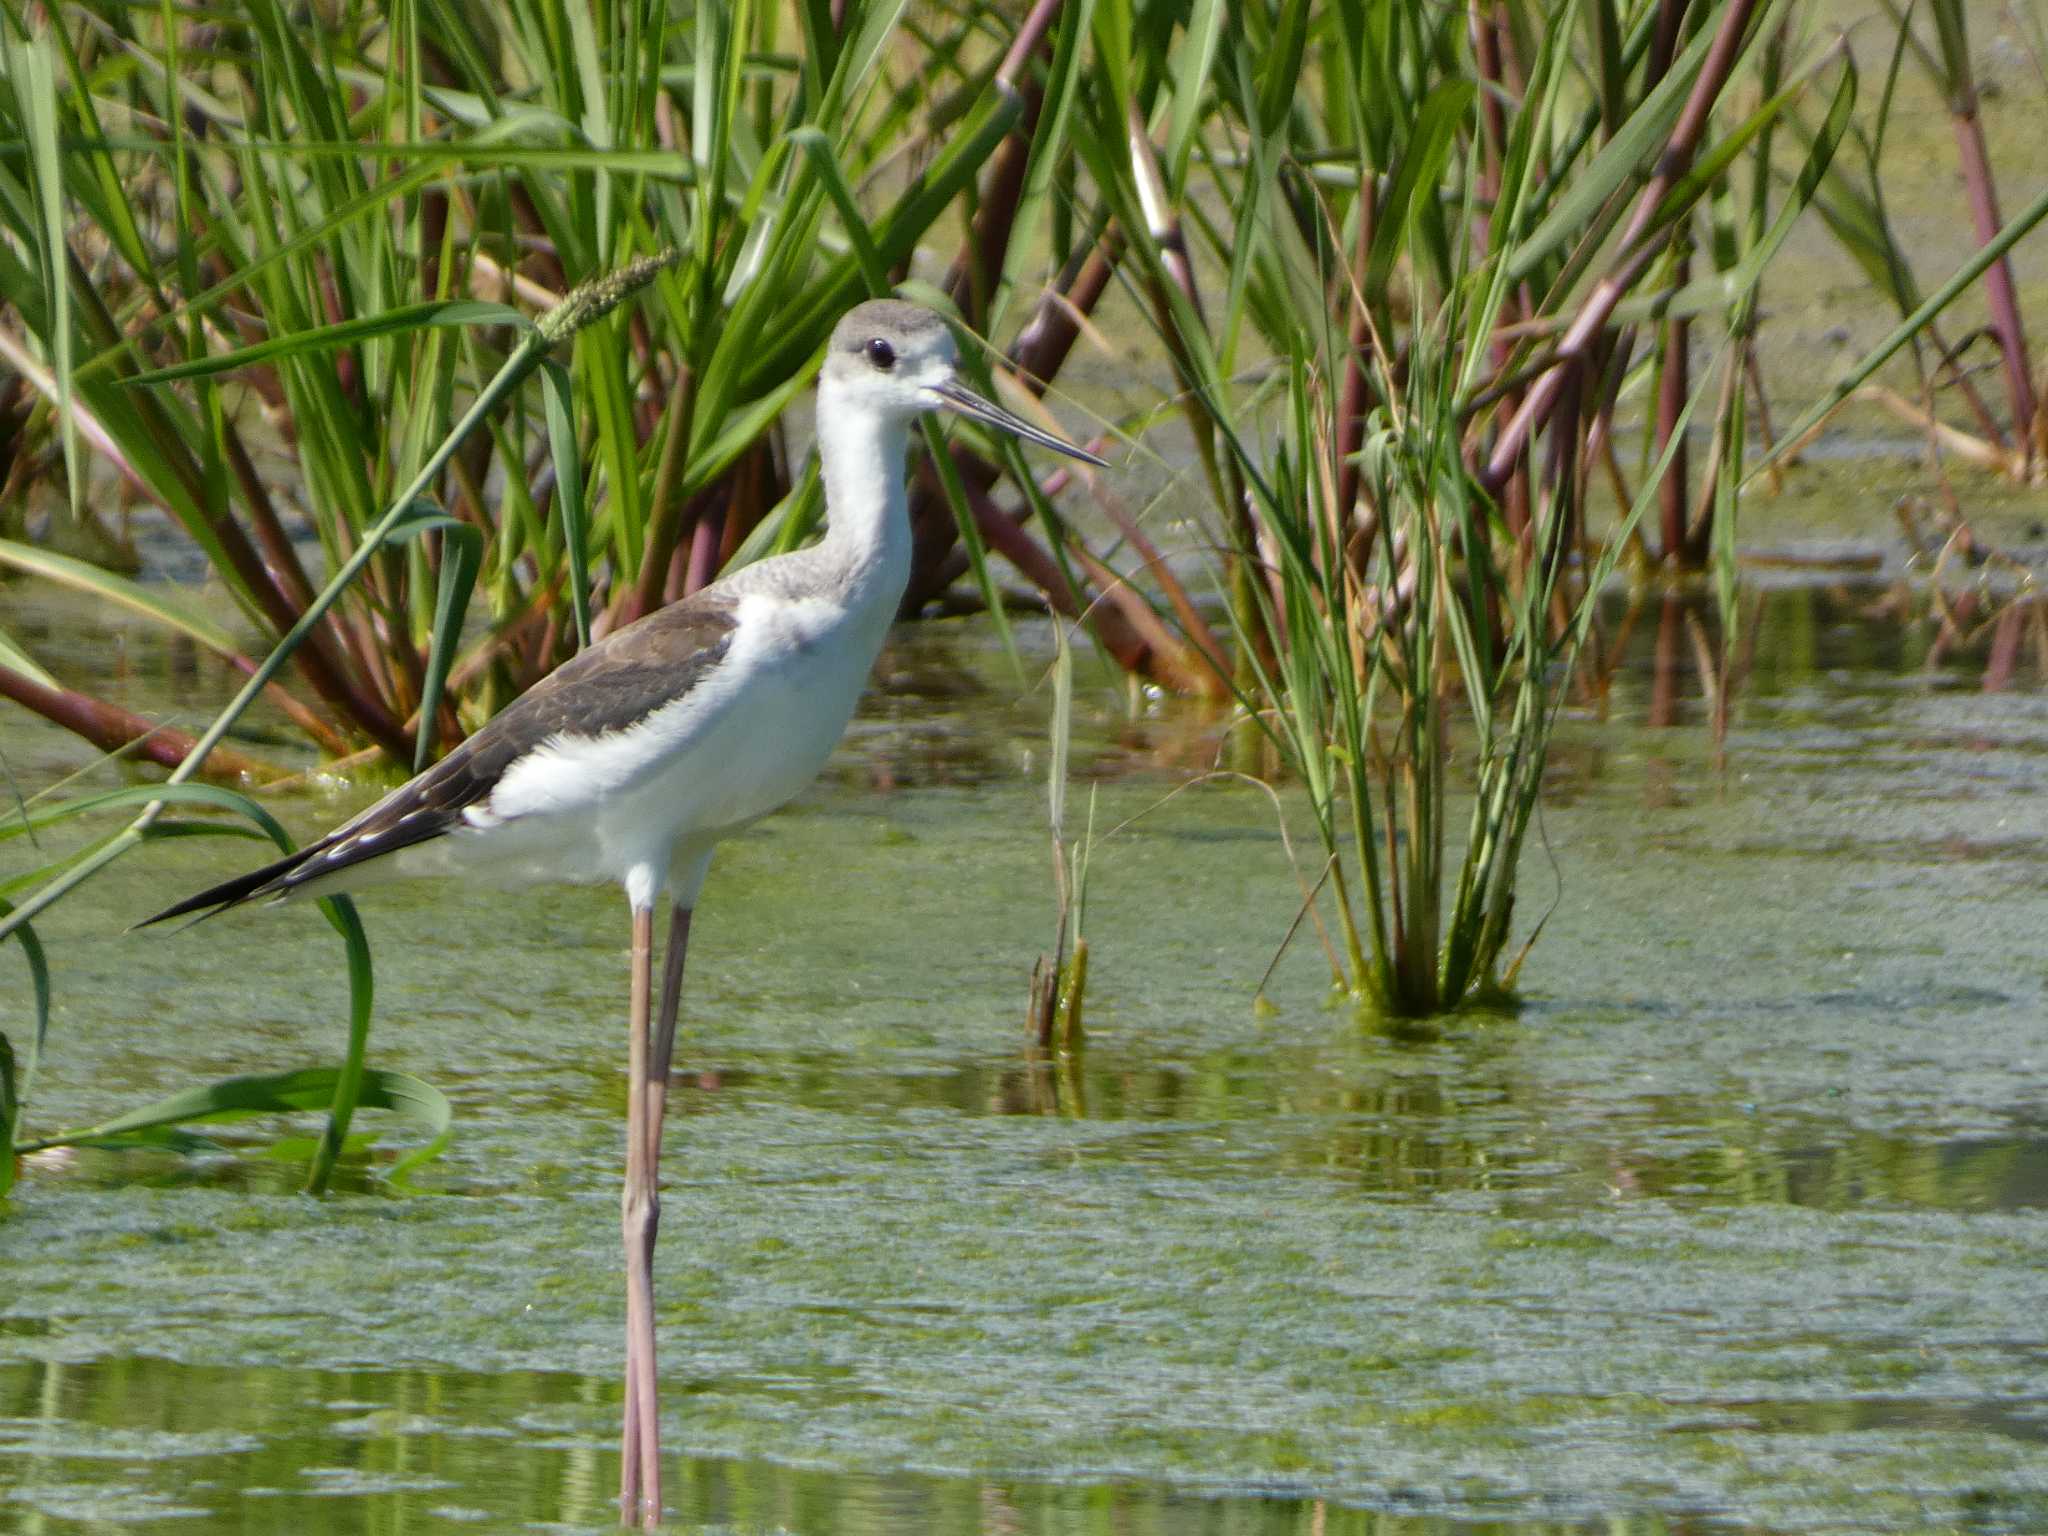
[4,582,2047,1533]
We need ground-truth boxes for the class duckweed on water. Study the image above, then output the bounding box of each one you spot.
[3,601,2048,1532]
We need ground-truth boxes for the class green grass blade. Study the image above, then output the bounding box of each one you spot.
[0,782,295,846]
[1638,61,1829,245]
[1253,0,1312,136]
[578,317,648,576]
[790,128,890,293]
[0,897,49,1161]
[69,154,437,387]
[992,0,1099,336]
[19,1063,450,1174]
[1508,3,1754,282]
[683,343,822,496]
[0,624,59,690]
[1048,620,1074,835]
[1165,0,1226,190]
[0,259,671,953]
[1364,81,1473,302]
[726,460,823,571]
[1724,56,1857,304]
[122,300,528,385]
[6,31,76,518]
[920,411,1019,672]
[412,521,483,772]
[303,893,373,1194]
[820,0,915,125]
[0,1032,15,1196]
[0,538,245,659]
[1741,86,2039,481]
[540,359,593,649]
[0,770,382,1188]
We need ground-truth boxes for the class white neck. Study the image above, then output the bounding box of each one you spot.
[813,384,915,610]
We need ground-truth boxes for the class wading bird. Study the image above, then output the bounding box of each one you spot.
[141,299,1106,1526]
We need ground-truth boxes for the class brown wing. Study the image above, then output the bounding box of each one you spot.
[136,593,740,926]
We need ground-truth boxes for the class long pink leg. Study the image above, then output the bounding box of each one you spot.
[648,905,692,1163]
[619,903,658,1525]
[619,901,693,1526]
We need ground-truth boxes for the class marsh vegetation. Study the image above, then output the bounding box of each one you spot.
[2,0,2046,1527]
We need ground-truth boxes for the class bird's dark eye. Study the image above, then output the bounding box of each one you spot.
[864,337,896,371]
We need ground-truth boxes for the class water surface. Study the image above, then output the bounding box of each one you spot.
[3,580,2046,1533]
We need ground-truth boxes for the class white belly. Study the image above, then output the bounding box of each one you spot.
[404,589,892,905]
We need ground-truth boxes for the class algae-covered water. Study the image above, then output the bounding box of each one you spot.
[3,577,2047,1534]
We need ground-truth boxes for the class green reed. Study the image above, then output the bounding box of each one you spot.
[0,0,1133,771]
[1073,0,1856,1013]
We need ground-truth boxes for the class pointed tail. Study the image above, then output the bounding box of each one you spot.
[132,842,325,930]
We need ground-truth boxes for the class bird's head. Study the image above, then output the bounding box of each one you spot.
[821,299,1105,466]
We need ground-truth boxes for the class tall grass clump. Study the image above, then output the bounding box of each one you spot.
[0,0,1146,773]
[1069,0,1856,1014]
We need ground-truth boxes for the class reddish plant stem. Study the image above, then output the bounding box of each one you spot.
[1336,184,1377,547]
[1647,590,1686,729]
[1126,106,1276,688]
[1951,105,2038,462]
[937,0,1065,328]
[220,424,319,614]
[226,662,350,757]
[1683,339,1744,568]
[1471,1,1510,214]
[717,441,771,571]
[1060,540,1218,698]
[1982,603,2023,692]
[961,464,1217,686]
[1642,0,1704,558]
[1484,0,1760,492]
[1129,101,1205,327]
[1648,0,1687,82]
[1536,357,1584,601]
[67,252,416,759]
[902,0,1080,606]
[1924,319,2009,449]
[1469,3,1539,538]
[1586,330,1641,555]
[1482,239,1659,491]
[683,503,722,596]
[1655,257,1692,562]
[0,666,276,782]
[1039,452,1232,689]
[625,358,698,625]
[998,0,1069,83]
[1012,229,1122,388]
[944,80,1044,329]
[659,540,690,606]
[955,480,1208,694]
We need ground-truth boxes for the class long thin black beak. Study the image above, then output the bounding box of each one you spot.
[934,379,1108,467]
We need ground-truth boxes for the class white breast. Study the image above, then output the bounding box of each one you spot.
[455,588,895,900]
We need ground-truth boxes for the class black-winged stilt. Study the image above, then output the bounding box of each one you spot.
[140,298,1106,1525]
